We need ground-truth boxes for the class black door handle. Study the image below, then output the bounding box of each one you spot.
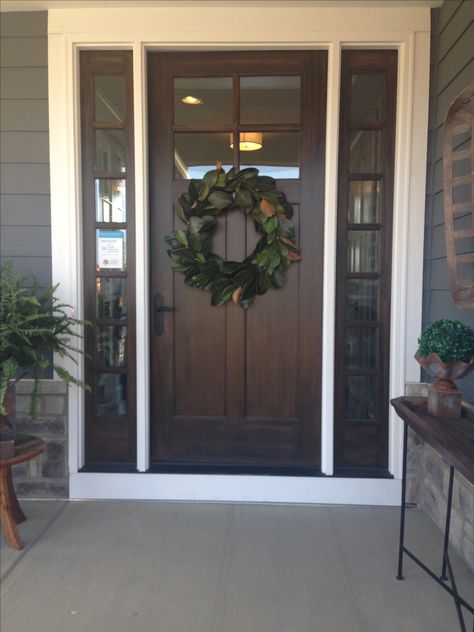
[154,293,175,336]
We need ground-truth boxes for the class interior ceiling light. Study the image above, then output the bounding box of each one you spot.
[230,132,263,152]
[181,95,203,105]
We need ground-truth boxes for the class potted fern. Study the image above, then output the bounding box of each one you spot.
[0,263,90,457]
[415,319,474,417]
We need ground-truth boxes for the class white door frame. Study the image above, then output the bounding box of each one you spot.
[48,4,430,504]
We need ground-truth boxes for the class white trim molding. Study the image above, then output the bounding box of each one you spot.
[47,3,431,503]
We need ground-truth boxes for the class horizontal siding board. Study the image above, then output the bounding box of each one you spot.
[429,289,467,320]
[0,164,50,194]
[0,37,47,68]
[436,59,474,126]
[0,255,51,286]
[437,22,474,93]
[0,12,47,38]
[0,99,49,131]
[0,225,51,257]
[429,257,450,290]
[438,1,474,59]
[1,131,49,163]
[0,194,50,226]
[431,190,445,227]
[0,68,48,99]
[431,223,447,259]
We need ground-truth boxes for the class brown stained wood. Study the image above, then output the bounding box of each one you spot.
[443,83,474,310]
[334,50,398,472]
[148,51,327,469]
[391,397,474,485]
[80,51,136,465]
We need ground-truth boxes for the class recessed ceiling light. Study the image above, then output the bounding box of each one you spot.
[182,95,203,105]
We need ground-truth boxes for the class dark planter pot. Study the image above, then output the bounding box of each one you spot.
[415,350,474,417]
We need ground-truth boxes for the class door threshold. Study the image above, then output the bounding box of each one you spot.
[148,462,324,477]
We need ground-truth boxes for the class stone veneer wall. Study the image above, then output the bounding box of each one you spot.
[12,380,68,498]
[405,383,474,574]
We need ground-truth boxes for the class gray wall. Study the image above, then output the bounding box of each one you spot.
[423,0,474,403]
[0,11,51,287]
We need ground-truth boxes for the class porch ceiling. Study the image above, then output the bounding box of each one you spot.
[0,0,444,13]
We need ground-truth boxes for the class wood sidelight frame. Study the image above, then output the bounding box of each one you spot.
[80,51,136,467]
[334,50,398,474]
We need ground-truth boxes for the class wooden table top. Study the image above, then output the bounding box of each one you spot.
[391,397,474,485]
[0,434,45,468]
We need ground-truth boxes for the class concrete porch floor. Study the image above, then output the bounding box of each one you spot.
[1,501,473,632]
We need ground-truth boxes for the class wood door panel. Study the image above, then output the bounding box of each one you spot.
[149,51,327,469]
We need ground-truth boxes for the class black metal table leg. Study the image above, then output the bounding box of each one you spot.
[397,422,408,580]
[441,465,455,581]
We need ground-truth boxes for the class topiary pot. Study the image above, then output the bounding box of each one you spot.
[415,350,474,392]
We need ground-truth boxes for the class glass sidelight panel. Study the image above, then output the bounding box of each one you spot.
[95,130,126,172]
[240,131,300,179]
[345,327,377,370]
[345,376,376,422]
[95,179,126,223]
[94,75,124,123]
[96,229,127,271]
[350,74,384,123]
[96,277,127,319]
[347,230,379,273]
[97,325,128,367]
[349,131,381,173]
[174,132,233,179]
[240,76,301,124]
[97,373,127,416]
[174,77,232,126]
[348,181,381,224]
[346,279,378,321]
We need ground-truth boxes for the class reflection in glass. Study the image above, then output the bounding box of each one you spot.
[241,131,300,179]
[345,327,377,370]
[174,77,232,126]
[349,131,381,173]
[347,230,379,273]
[240,76,301,124]
[350,74,383,123]
[345,376,376,422]
[95,179,126,222]
[174,133,233,179]
[96,278,127,319]
[97,373,127,416]
[96,229,126,271]
[95,75,124,123]
[348,181,381,223]
[95,130,126,172]
[346,280,378,321]
[97,326,127,367]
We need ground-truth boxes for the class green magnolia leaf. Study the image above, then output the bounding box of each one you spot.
[277,217,295,239]
[203,170,218,189]
[266,231,277,245]
[175,201,188,224]
[271,268,286,288]
[256,176,275,191]
[198,182,210,202]
[235,188,253,210]
[188,234,202,251]
[216,172,227,187]
[189,216,204,235]
[209,190,233,209]
[175,229,188,247]
[263,216,278,234]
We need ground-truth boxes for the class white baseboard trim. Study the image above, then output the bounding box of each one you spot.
[70,473,402,506]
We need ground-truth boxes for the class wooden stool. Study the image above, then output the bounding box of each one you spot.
[0,434,45,550]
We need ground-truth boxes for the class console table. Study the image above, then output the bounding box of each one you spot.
[0,434,45,550]
[391,396,474,632]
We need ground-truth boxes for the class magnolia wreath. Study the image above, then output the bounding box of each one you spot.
[166,163,301,309]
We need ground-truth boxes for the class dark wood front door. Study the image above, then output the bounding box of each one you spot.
[148,51,327,471]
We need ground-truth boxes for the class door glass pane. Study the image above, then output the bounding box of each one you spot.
[95,179,126,222]
[240,131,300,179]
[97,325,127,367]
[346,280,378,321]
[97,374,127,416]
[174,132,233,179]
[96,229,126,271]
[96,278,127,319]
[95,130,126,172]
[95,75,124,123]
[345,327,377,370]
[345,376,376,422]
[348,180,381,223]
[350,74,383,123]
[347,230,379,273]
[174,77,232,125]
[349,131,381,173]
[240,76,301,124]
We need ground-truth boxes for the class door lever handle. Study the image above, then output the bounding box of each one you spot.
[154,293,175,335]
